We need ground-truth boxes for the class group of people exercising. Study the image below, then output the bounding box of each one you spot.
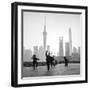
[32,50,68,71]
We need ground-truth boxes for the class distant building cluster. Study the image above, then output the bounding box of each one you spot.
[23,49,32,62]
[23,17,80,62]
[59,27,80,60]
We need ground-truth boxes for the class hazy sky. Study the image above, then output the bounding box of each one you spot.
[23,11,81,55]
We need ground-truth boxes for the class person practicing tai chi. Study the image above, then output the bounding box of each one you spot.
[64,57,68,67]
[32,54,39,70]
[51,56,57,67]
[45,51,51,71]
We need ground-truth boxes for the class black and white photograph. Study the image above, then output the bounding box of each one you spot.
[22,11,81,78]
[11,2,88,87]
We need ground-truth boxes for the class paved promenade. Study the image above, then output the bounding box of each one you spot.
[22,63,80,77]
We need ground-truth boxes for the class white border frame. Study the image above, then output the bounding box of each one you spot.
[17,5,86,84]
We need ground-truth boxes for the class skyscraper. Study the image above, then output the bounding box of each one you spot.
[78,46,80,55]
[73,47,77,54]
[65,42,70,56]
[69,27,72,56]
[43,16,47,51]
[23,49,32,62]
[72,46,80,59]
[59,37,64,56]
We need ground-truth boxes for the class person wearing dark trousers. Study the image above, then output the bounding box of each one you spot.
[45,51,51,71]
[51,56,55,68]
[32,54,39,70]
[64,57,68,67]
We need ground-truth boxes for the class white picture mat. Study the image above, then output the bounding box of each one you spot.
[17,5,85,84]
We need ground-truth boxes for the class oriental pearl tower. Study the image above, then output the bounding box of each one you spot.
[43,16,47,52]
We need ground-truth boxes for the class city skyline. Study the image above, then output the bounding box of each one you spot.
[23,11,81,55]
[23,44,80,62]
[59,37,64,56]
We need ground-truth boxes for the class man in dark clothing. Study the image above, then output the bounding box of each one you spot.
[45,51,51,71]
[64,57,68,67]
[51,56,56,67]
[32,54,39,70]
